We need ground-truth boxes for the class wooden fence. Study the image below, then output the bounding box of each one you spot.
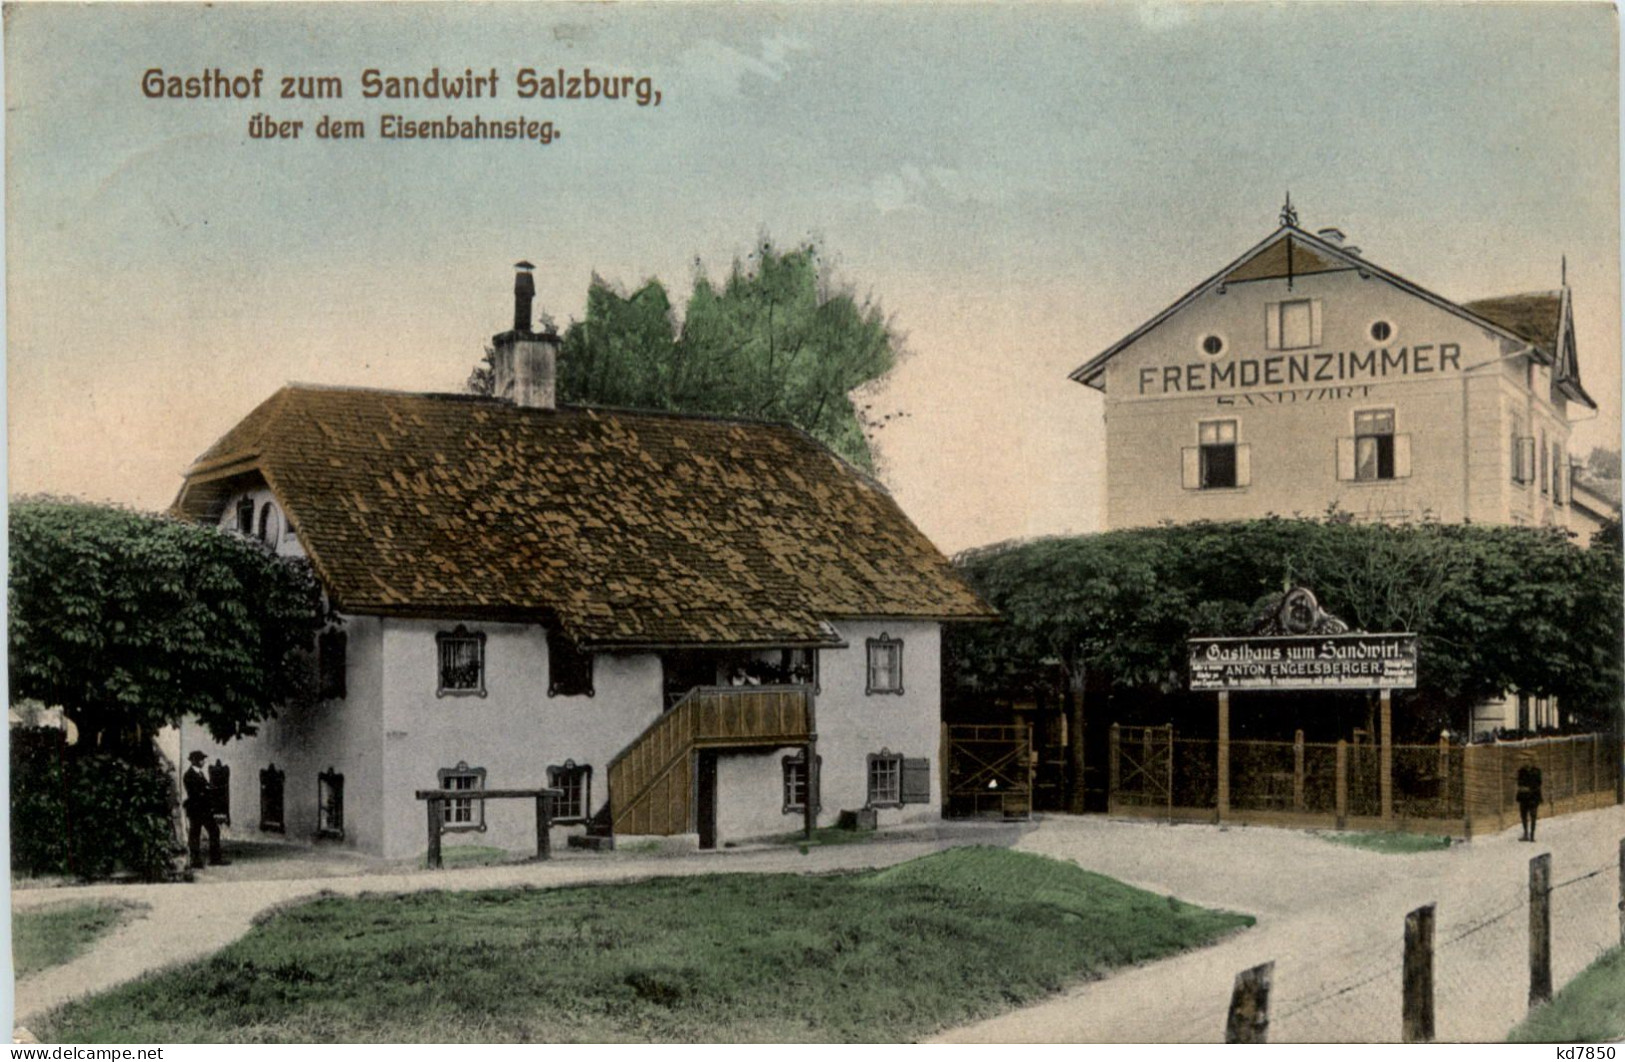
[1111,726,1620,835]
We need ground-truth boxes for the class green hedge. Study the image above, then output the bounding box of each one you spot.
[11,727,178,881]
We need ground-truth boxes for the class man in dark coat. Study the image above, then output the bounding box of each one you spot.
[1516,762,1543,842]
[183,750,227,867]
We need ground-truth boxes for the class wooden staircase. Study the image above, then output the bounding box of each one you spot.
[605,685,814,838]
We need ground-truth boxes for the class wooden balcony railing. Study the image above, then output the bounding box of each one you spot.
[607,685,813,837]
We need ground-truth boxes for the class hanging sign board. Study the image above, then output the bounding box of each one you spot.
[1188,633,1418,691]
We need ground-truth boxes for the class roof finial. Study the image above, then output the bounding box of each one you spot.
[1280,191,1298,229]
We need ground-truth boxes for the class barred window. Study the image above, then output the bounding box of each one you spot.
[546,760,592,822]
[438,761,486,831]
[436,626,486,697]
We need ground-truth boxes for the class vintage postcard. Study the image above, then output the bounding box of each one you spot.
[5,0,1622,1048]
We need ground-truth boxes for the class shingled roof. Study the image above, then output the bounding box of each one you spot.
[1461,292,1562,358]
[174,385,994,647]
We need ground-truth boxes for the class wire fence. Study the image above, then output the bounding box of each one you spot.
[1206,839,1625,1043]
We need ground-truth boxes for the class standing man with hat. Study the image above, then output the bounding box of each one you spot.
[183,750,228,867]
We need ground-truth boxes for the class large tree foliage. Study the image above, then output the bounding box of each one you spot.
[948,517,1623,734]
[9,498,327,755]
[472,240,902,470]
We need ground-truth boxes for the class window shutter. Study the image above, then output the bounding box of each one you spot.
[1234,443,1251,487]
[1182,446,1201,489]
[1265,304,1281,350]
[1393,434,1412,478]
[1336,437,1356,481]
[1519,437,1536,484]
[900,759,931,805]
[1309,299,1323,347]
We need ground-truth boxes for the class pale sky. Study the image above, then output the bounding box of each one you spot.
[7,2,1620,553]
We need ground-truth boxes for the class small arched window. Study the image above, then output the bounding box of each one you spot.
[258,502,279,547]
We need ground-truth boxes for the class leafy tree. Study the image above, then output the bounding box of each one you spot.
[1584,445,1621,482]
[948,517,1623,738]
[471,240,903,470]
[8,498,327,757]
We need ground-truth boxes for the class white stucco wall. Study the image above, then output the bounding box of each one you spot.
[376,619,664,859]
[1098,268,1580,532]
[181,613,386,854]
[712,620,943,844]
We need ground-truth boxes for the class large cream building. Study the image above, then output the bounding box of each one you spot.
[1072,205,1599,533]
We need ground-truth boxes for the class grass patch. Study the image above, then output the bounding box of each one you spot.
[1509,946,1625,1043]
[37,846,1251,1043]
[773,826,880,850]
[15,902,145,978]
[1320,831,1453,854]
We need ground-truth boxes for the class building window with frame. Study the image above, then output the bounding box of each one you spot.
[866,634,904,695]
[867,750,903,808]
[1353,409,1394,481]
[1184,420,1250,490]
[547,633,594,698]
[438,761,486,831]
[782,751,821,814]
[1267,298,1321,350]
[317,768,344,839]
[235,497,255,535]
[546,760,592,822]
[258,502,279,547]
[436,626,486,697]
[318,628,347,700]
[259,763,285,833]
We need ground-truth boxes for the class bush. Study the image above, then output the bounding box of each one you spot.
[11,727,179,881]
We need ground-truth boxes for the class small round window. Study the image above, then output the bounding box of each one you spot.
[1201,334,1225,356]
[1370,320,1394,342]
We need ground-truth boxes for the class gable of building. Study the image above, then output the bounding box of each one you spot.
[1071,225,1596,411]
[173,385,994,648]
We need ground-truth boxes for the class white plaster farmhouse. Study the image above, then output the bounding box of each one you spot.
[173,267,994,859]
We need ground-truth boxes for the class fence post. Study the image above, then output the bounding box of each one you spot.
[1108,723,1120,814]
[1380,690,1394,823]
[1293,729,1305,813]
[1225,961,1273,1044]
[1217,692,1230,825]
[1335,739,1348,829]
[535,792,553,861]
[1529,852,1552,1009]
[1617,837,1624,947]
[426,797,443,870]
[1461,743,1475,839]
[1166,724,1175,823]
[1402,903,1436,1042]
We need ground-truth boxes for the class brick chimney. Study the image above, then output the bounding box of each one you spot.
[491,261,561,410]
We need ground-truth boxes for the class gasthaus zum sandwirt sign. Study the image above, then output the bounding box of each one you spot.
[1188,633,1418,691]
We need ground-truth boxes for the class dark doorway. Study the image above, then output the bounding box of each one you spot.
[696,751,718,850]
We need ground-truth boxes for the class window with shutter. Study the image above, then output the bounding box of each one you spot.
[1268,299,1322,350]
[547,633,594,697]
[1353,409,1396,481]
[900,758,931,805]
[1196,420,1238,489]
[867,750,903,807]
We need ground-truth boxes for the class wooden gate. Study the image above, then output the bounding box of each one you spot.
[1110,724,1174,818]
[945,724,1033,819]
